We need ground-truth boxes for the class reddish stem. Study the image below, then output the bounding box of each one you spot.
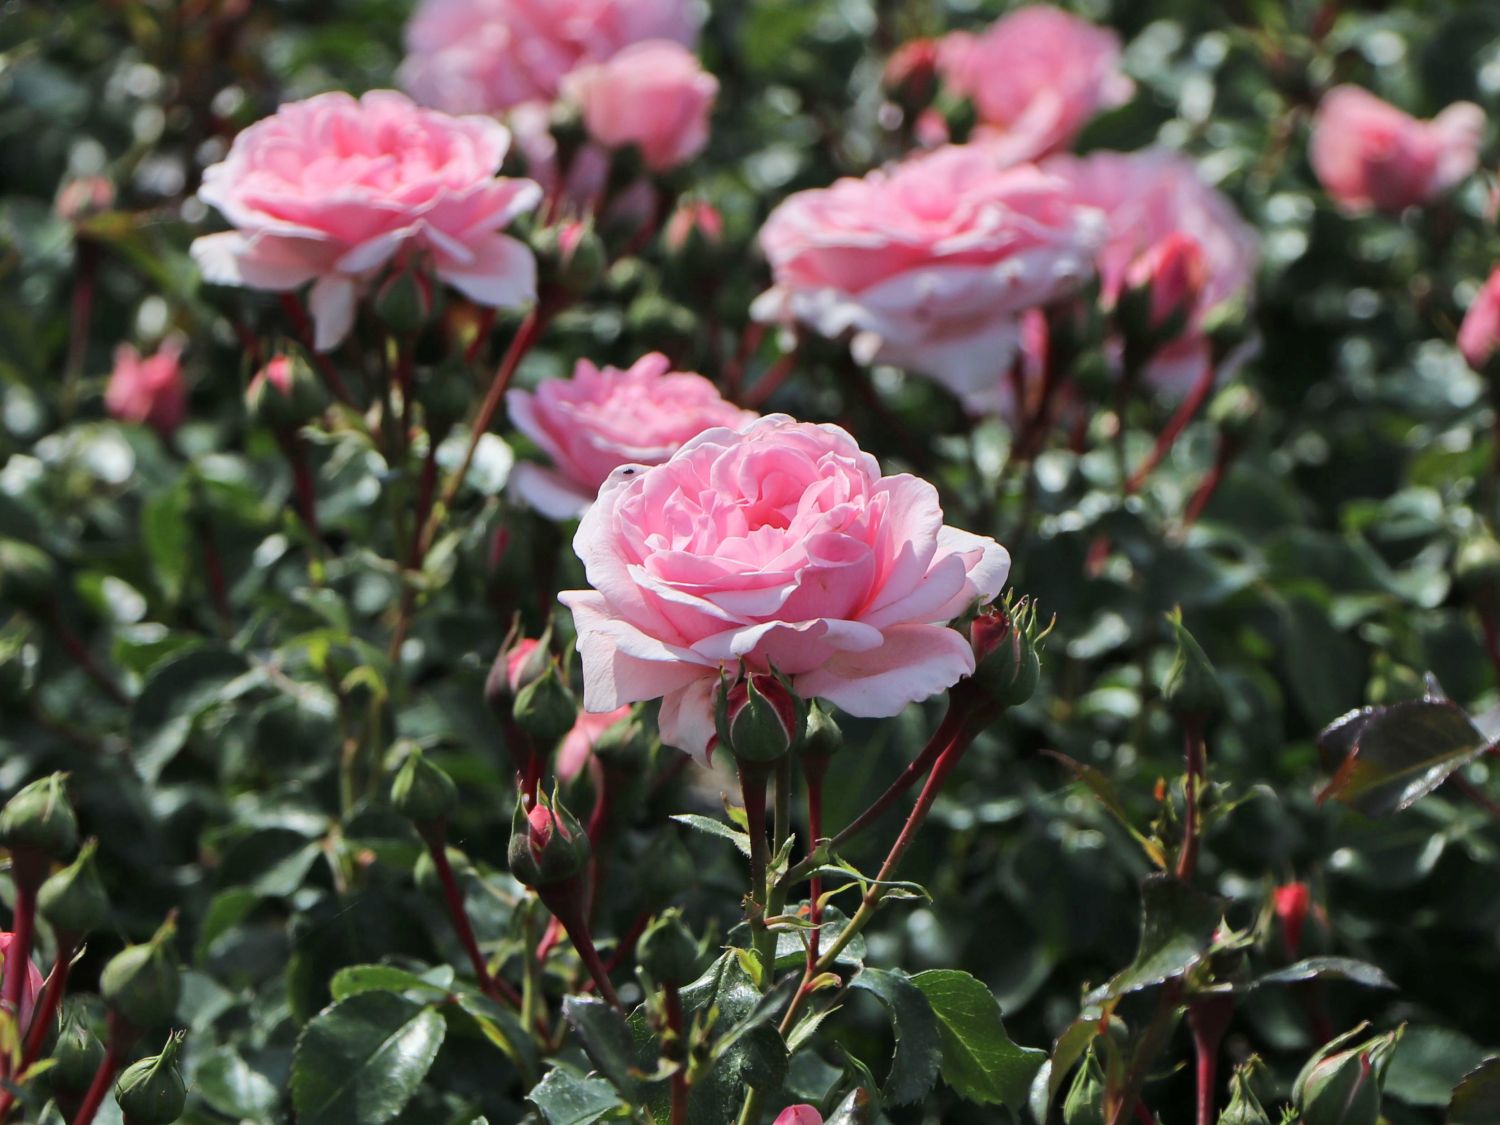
[44,609,127,707]
[604,910,651,973]
[829,708,963,855]
[1188,996,1234,1125]
[0,864,40,1079]
[423,825,522,1008]
[275,432,321,544]
[196,520,233,630]
[742,347,800,409]
[1181,435,1239,529]
[278,293,355,406]
[465,307,498,365]
[802,754,829,969]
[1125,360,1217,494]
[67,1014,127,1125]
[0,937,79,1120]
[666,981,689,1125]
[541,879,622,1010]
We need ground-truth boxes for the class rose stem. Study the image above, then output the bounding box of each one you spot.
[0,854,43,1079]
[0,936,79,1120]
[665,980,690,1125]
[40,605,128,707]
[67,1012,129,1125]
[277,293,356,406]
[543,882,623,1010]
[738,761,775,985]
[422,823,522,1009]
[1189,997,1233,1125]
[1180,432,1239,530]
[802,752,828,969]
[1126,359,1217,495]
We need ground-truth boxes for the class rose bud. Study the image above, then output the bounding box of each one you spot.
[39,838,110,939]
[375,263,440,337]
[637,908,702,985]
[1162,607,1223,721]
[0,538,59,613]
[1206,383,1261,444]
[1220,1059,1271,1125]
[484,626,548,718]
[114,1030,186,1125]
[1272,881,1311,960]
[512,658,578,745]
[971,594,1049,708]
[535,220,607,297]
[774,1107,824,1125]
[0,773,79,862]
[1457,529,1500,594]
[246,352,327,431]
[105,339,187,438]
[799,702,842,761]
[0,932,44,1033]
[390,747,459,829]
[1062,1051,1106,1125]
[663,200,724,257]
[1460,268,1500,379]
[1292,1024,1401,1125]
[715,670,805,764]
[55,176,115,224]
[1117,232,1208,347]
[884,39,941,109]
[101,917,182,1030]
[47,1004,105,1096]
[507,791,591,890]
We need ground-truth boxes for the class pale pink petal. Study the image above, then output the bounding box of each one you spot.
[794,624,976,717]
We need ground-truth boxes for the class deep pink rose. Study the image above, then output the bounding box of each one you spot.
[191,91,541,352]
[1459,267,1500,373]
[937,6,1133,165]
[0,933,44,1034]
[1043,149,1259,397]
[1310,85,1483,215]
[563,41,718,171]
[106,339,187,436]
[559,416,1010,760]
[1122,230,1209,336]
[400,0,699,115]
[753,144,1104,409]
[557,705,633,781]
[773,1108,823,1125]
[507,352,756,518]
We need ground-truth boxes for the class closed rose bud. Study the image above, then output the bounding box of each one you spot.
[1119,232,1207,344]
[536,221,606,296]
[715,671,805,763]
[512,658,578,744]
[1273,882,1311,960]
[774,1107,824,1125]
[971,595,1047,708]
[1162,607,1223,721]
[0,539,59,612]
[390,747,459,827]
[0,932,44,1033]
[48,1004,105,1096]
[0,773,78,861]
[799,702,842,761]
[1220,1059,1272,1125]
[637,909,702,984]
[1062,1052,1106,1125]
[1459,268,1500,378]
[101,917,181,1029]
[1206,383,1261,442]
[1292,1025,1400,1125]
[507,792,590,889]
[246,353,327,430]
[663,201,724,256]
[114,1030,186,1125]
[55,176,115,223]
[106,340,187,437]
[884,39,941,108]
[39,838,109,937]
[375,265,439,336]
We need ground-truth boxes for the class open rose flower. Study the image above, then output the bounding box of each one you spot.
[563,41,718,171]
[0,933,43,1033]
[1460,267,1500,374]
[937,6,1133,166]
[753,144,1104,409]
[1310,86,1484,215]
[400,0,699,116]
[191,91,541,352]
[1043,149,1259,397]
[560,416,1010,760]
[105,338,187,436]
[507,352,756,518]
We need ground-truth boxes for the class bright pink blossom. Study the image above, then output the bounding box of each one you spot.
[937,6,1133,165]
[507,352,756,518]
[191,91,541,352]
[773,1108,823,1125]
[753,144,1104,409]
[560,416,1010,761]
[400,0,699,115]
[1310,85,1483,215]
[1123,231,1209,336]
[0,933,43,1034]
[105,339,187,436]
[1460,267,1500,373]
[563,41,718,171]
[557,706,633,781]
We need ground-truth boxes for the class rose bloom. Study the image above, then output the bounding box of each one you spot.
[191,91,541,352]
[774,1108,823,1125]
[400,0,699,116]
[557,705,632,781]
[559,415,1010,760]
[0,932,44,1034]
[753,144,1104,410]
[562,41,718,171]
[507,352,756,518]
[105,338,187,436]
[937,5,1133,165]
[1309,85,1484,215]
[1460,267,1500,373]
[1043,149,1259,397]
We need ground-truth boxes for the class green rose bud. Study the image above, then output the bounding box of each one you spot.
[38,837,109,937]
[1162,607,1224,721]
[374,265,439,337]
[0,773,78,862]
[0,539,58,612]
[535,221,607,296]
[799,702,842,760]
[637,909,702,984]
[390,747,459,827]
[507,791,591,889]
[246,352,327,431]
[101,918,181,1030]
[1206,383,1260,443]
[970,594,1050,708]
[512,658,577,745]
[115,1030,186,1125]
[714,670,805,764]
[1219,1058,1272,1125]
[47,1004,105,1096]
[1292,1024,1401,1125]
[1062,1051,1106,1125]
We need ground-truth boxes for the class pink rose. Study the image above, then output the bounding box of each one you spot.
[559,416,1010,761]
[1310,85,1484,215]
[1043,149,1259,397]
[105,339,187,436]
[1122,231,1209,336]
[0,932,44,1034]
[507,352,756,518]
[1460,267,1500,373]
[774,1108,823,1125]
[191,91,541,352]
[937,6,1133,165]
[557,705,633,780]
[563,41,718,171]
[400,0,699,115]
[663,200,724,254]
[752,144,1104,409]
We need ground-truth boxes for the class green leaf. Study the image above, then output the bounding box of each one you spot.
[526,1066,624,1125]
[1255,957,1396,991]
[292,992,446,1125]
[670,814,753,857]
[1449,1057,1500,1124]
[141,484,192,604]
[1030,1017,1107,1124]
[330,965,450,1002]
[1317,699,1487,817]
[849,967,943,1105]
[1383,1026,1487,1107]
[195,1046,280,1119]
[1042,750,1168,868]
[1087,874,1224,1002]
[451,990,540,1082]
[130,645,255,781]
[910,969,1045,1108]
[561,997,642,1095]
